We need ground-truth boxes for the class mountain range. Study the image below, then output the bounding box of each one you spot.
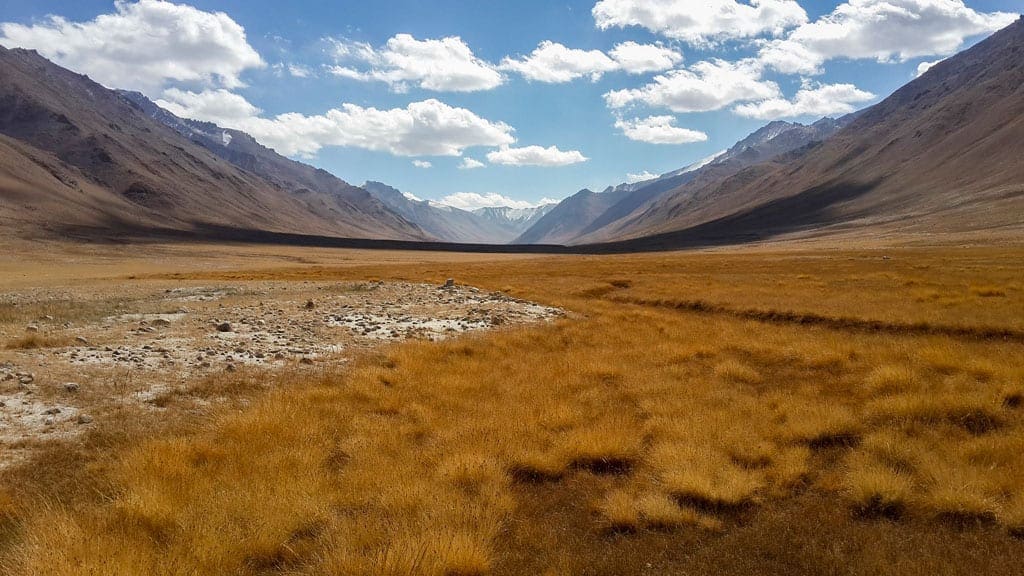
[1,15,1022,250]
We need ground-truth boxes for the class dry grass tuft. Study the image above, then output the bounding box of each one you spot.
[845,454,914,519]
[4,333,74,350]
[970,285,1007,298]
[713,359,763,384]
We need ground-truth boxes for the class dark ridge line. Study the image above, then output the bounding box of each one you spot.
[609,296,1024,343]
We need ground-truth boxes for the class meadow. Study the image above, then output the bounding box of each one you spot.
[1,243,1023,575]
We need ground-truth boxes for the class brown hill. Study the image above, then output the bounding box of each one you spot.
[0,46,426,241]
[593,16,1024,248]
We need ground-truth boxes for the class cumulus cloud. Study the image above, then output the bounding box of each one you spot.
[592,0,808,45]
[614,115,708,144]
[157,88,263,123]
[500,41,619,83]
[157,90,515,158]
[604,58,779,113]
[459,157,486,170]
[327,34,503,92]
[0,0,264,92]
[733,82,875,119]
[758,0,1017,75]
[412,160,432,168]
[439,192,557,210]
[486,145,589,167]
[916,58,943,77]
[608,41,684,74]
[626,170,660,183]
[500,40,683,83]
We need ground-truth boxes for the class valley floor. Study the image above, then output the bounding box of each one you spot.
[0,239,1022,575]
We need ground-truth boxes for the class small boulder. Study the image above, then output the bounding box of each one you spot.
[216,322,233,333]
[443,278,455,289]
[63,382,81,393]
[77,414,94,425]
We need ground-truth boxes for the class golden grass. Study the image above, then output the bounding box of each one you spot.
[4,333,74,350]
[1,245,1023,574]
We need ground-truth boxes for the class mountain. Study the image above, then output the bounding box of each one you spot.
[0,46,426,241]
[515,189,630,244]
[362,181,502,243]
[519,116,854,245]
[472,205,555,238]
[591,15,1024,248]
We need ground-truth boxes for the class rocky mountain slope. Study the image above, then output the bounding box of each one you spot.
[519,116,854,245]
[591,15,1024,249]
[0,46,426,241]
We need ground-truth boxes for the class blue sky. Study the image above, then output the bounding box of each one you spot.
[0,0,1019,208]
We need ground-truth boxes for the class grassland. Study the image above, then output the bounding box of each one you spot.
[1,242,1023,575]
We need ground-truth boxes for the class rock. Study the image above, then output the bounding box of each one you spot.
[304,300,316,309]
[443,278,455,289]
[77,414,93,425]
[44,417,54,426]
[63,382,81,393]
[18,373,35,385]
[26,325,38,333]
[75,336,89,344]
[43,407,61,415]
[152,318,172,327]
[299,357,315,365]
[216,322,233,333]
[225,364,237,372]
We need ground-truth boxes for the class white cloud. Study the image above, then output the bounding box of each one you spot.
[439,192,556,210]
[412,160,432,168]
[287,64,312,78]
[157,88,262,123]
[916,58,943,77]
[327,34,503,92]
[593,0,808,45]
[486,145,589,167]
[758,0,1017,75]
[733,82,875,119]
[626,170,660,183]
[157,90,515,158]
[501,40,685,83]
[608,41,684,74]
[614,115,708,144]
[604,58,779,113]
[500,41,619,83]
[459,157,486,170]
[0,0,264,92]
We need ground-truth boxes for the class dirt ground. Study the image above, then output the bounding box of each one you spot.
[0,273,561,468]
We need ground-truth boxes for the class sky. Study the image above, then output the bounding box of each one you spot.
[0,1,1019,209]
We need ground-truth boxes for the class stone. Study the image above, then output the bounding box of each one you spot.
[43,407,61,415]
[75,336,89,344]
[443,278,455,289]
[152,318,172,327]
[26,325,38,333]
[77,414,93,425]
[63,382,81,393]
[304,300,316,309]
[216,322,233,333]
[300,357,315,365]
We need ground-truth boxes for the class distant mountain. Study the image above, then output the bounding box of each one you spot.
[472,204,555,238]
[587,15,1024,249]
[362,181,503,243]
[519,115,854,245]
[0,46,426,241]
[515,189,630,244]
